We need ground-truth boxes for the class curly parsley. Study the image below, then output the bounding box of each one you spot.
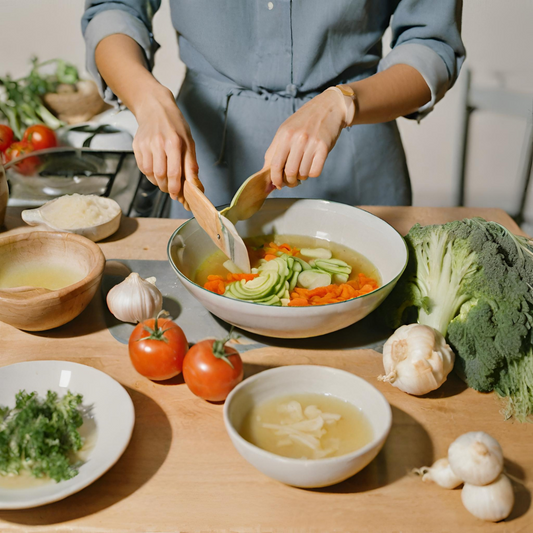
[0,390,84,482]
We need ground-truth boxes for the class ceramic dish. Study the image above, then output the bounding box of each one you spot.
[223,365,392,488]
[0,360,135,509]
[0,231,105,331]
[21,195,122,242]
[168,198,408,338]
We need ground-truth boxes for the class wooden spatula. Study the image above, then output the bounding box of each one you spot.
[183,181,251,273]
[220,168,277,224]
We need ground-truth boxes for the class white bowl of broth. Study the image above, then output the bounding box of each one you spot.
[223,365,392,488]
[168,198,408,338]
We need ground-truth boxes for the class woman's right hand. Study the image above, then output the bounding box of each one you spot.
[132,87,203,207]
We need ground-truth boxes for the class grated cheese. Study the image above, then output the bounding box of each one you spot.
[42,194,121,230]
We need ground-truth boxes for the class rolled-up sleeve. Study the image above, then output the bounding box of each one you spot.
[82,0,161,105]
[378,0,466,120]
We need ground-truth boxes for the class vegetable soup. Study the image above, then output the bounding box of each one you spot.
[195,234,381,307]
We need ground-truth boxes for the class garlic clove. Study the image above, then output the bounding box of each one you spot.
[106,272,163,323]
[448,431,503,486]
[378,324,455,396]
[414,458,463,489]
[461,474,514,522]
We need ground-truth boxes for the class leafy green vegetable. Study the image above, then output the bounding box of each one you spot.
[383,217,533,421]
[0,390,84,482]
[0,57,79,138]
[495,350,533,422]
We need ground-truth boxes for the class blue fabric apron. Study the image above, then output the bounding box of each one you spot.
[82,0,465,218]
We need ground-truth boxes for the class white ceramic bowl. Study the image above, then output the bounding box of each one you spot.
[223,365,392,488]
[168,198,407,338]
[0,361,135,509]
[21,195,122,242]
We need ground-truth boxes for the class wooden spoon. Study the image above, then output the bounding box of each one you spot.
[220,168,277,224]
[183,181,251,273]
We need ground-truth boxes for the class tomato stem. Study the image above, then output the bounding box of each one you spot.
[138,310,172,342]
[212,328,238,368]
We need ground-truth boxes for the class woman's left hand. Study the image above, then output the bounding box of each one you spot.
[264,90,346,189]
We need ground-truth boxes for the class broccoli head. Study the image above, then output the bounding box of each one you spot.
[383,217,533,416]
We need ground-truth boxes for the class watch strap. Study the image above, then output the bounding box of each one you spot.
[325,85,357,127]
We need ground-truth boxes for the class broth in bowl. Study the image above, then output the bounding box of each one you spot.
[240,393,374,460]
[195,234,381,307]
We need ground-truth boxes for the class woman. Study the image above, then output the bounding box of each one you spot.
[82,1,465,216]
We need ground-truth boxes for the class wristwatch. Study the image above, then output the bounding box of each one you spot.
[326,84,358,127]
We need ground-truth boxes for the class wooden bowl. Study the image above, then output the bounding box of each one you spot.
[0,161,8,227]
[0,232,105,331]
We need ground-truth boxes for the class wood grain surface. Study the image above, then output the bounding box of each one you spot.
[0,206,531,533]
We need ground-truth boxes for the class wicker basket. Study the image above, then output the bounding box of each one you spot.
[43,80,111,125]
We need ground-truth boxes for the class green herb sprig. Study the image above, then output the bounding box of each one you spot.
[0,390,84,482]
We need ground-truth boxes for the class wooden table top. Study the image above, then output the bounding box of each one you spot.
[0,206,531,533]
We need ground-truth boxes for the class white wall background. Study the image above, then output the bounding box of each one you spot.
[1,0,532,219]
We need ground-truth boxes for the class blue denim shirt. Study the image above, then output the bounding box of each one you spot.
[82,1,465,212]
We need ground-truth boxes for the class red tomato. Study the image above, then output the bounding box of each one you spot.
[4,141,40,175]
[0,125,14,152]
[129,316,188,381]
[183,337,243,402]
[23,125,57,151]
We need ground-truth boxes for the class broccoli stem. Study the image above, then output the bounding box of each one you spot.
[413,229,477,336]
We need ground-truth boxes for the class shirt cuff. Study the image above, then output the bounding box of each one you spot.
[84,9,156,106]
[378,43,450,120]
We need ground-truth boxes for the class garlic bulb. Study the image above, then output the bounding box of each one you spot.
[378,324,455,395]
[414,458,463,489]
[461,474,514,521]
[106,272,163,323]
[448,431,503,486]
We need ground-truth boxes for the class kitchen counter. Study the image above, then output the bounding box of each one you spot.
[0,206,531,532]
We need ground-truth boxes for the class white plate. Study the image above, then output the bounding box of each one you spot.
[0,361,135,509]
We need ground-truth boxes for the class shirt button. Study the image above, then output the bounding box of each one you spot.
[286,84,298,97]
[267,2,273,9]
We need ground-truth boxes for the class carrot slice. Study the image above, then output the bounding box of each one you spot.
[288,298,310,307]
[204,280,225,295]
[204,272,258,294]
[287,274,379,306]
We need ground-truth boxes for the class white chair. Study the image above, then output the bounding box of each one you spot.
[453,68,533,225]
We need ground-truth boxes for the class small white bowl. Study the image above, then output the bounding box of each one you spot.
[0,361,135,509]
[223,365,392,488]
[22,195,122,242]
[168,198,408,338]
